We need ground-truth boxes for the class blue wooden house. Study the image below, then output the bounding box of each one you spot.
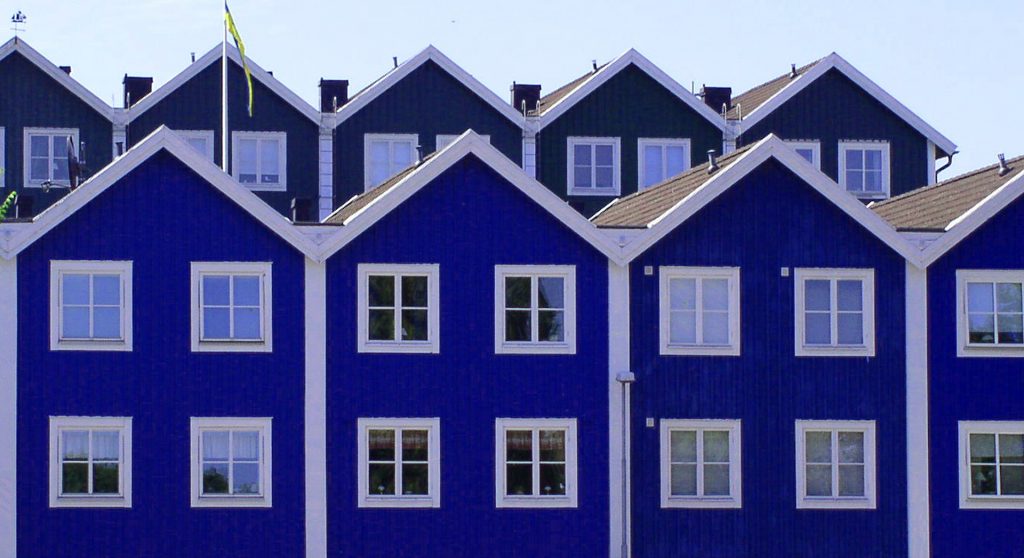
[0,38,115,217]
[726,53,957,200]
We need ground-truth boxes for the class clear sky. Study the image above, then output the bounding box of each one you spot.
[9,0,1021,178]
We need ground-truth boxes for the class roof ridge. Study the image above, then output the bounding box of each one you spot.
[730,56,824,101]
[874,153,1024,208]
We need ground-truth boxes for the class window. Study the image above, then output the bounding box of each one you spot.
[357,418,440,508]
[436,134,489,151]
[190,262,272,352]
[956,270,1024,356]
[959,421,1024,509]
[49,261,133,351]
[659,267,740,356]
[795,420,876,509]
[357,264,440,353]
[24,127,78,187]
[231,131,286,191]
[839,141,890,199]
[494,265,576,354]
[364,134,418,190]
[177,129,215,161]
[660,419,742,508]
[495,418,577,508]
[794,268,875,357]
[567,137,620,196]
[786,140,821,169]
[49,416,132,508]
[190,417,272,508]
[638,138,691,189]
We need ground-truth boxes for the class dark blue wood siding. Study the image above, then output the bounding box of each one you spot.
[325,155,609,557]
[128,59,319,216]
[926,196,1024,557]
[536,64,724,217]
[15,151,307,557]
[333,61,523,208]
[0,51,112,214]
[739,69,933,198]
[628,160,909,557]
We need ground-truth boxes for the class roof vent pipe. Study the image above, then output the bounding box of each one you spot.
[789,63,797,79]
[392,56,398,69]
[998,153,1012,177]
[592,59,597,71]
[707,149,719,173]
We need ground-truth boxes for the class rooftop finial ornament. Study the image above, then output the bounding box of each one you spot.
[10,11,26,38]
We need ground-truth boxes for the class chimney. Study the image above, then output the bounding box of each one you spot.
[15,196,33,219]
[319,79,349,112]
[291,197,313,223]
[510,82,542,115]
[699,85,732,114]
[123,75,154,108]
[58,65,71,75]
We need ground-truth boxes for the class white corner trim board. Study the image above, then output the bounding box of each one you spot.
[0,256,17,556]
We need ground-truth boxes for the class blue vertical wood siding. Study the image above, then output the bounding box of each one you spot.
[15,151,307,557]
[628,160,909,557]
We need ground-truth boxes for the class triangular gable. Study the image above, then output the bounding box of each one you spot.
[614,135,923,266]
[316,130,625,264]
[126,44,320,124]
[534,49,728,134]
[0,37,112,120]
[333,46,527,129]
[0,126,318,259]
[734,53,956,156]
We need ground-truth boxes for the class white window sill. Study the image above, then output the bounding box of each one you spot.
[496,342,576,355]
[796,344,874,358]
[497,495,577,509]
[52,339,132,352]
[358,341,439,354]
[359,496,440,509]
[661,344,740,357]
[568,188,620,197]
[960,496,1024,510]
[191,495,272,508]
[957,344,1024,358]
[193,339,273,353]
[797,497,875,510]
[50,495,131,508]
[661,496,741,509]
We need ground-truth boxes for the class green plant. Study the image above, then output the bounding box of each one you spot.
[0,191,17,223]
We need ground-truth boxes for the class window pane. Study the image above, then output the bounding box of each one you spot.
[392,142,412,170]
[202,431,230,460]
[401,309,428,341]
[703,431,730,462]
[260,139,279,174]
[203,308,230,339]
[837,313,864,345]
[997,283,1023,312]
[368,463,395,495]
[506,464,532,495]
[838,432,864,463]
[573,144,591,165]
[838,464,865,496]
[805,313,831,345]
[1001,466,1024,495]
[402,430,429,461]
[806,432,832,463]
[595,144,613,166]
[997,314,1023,344]
[92,275,121,305]
[704,464,730,496]
[368,310,395,341]
[202,276,230,306]
[805,280,831,311]
[369,161,390,187]
[846,149,863,171]
[864,170,882,192]
[970,434,996,463]
[537,277,564,309]
[702,279,729,311]
[968,283,994,312]
[971,465,997,495]
[62,431,89,460]
[968,314,996,344]
[368,429,395,461]
[666,146,687,176]
[538,310,565,342]
[237,139,258,179]
[233,431,260,461]
[702,311,729,345]
[806,465,832,497]
[30,157,50,181]
[233,308,262,339]
[93,463,119,494]
[573,166,591,188]
[539,430,565,462]
[233,462,260,494]
[368,275,394,307]
[643,145,663,187]
[62,306,90,338]
[670,430,697,462]
[402,463,429,495]
[864,149,882,171]
[187,137,208,155]
[999,434,1024,464]
[670,464,697,496]
[796,148,814,164]
[505,431,532,461]
[670,278,696,310]
[92,307,121,338]
[539,464,566,495]
[30,135,49,157]
[504,277,531,308]
[62,463,88,494]
[62,274,90,305]
[369,141,389,164]
[401,276,428,307]
[836,280,862,311]
[505,311,530,342]
[846,170,863,192]
[203,463,230,494]
[92,431,120,461]
[595,166,614,189]
[233,276,261,306]
[670,310,697,344]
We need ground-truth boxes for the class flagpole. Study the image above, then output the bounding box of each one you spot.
[221,4,228,172]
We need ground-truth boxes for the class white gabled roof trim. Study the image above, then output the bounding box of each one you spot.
[733,53,956,155]
[535,49,728,134]
[334,46,527,130]
[0,38,112,120]
[0,126,319,260]
[126,44,320,124]
[616,135,924,267]
[316,130,625,265]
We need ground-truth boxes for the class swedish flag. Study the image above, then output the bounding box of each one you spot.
[225,2,254,117]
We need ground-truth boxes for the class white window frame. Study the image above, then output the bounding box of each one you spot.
[637,138,691,189]
[494,418,578,508]
[794,268,875,357]
[959,421,1024,509]
[23,127,79,188]
[230,131,287,191]
[658,266,741,356]
[795,420,877,509]
[838,140,890,199]
[190,262,273,353]
[363,133,418,191]
[436,134,488,151]
[785,140,821,170]
[567,136,621,196]
[190,417,273,508]
[49,416,132,508]
[494,265,576,355]
[176,129,215,161]
[660,419,742,509]
[357,418,441,508]
[357,263,440,354]
[956,270,1024,357]
[49,260,133,351]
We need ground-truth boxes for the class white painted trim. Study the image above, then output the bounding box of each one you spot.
[190,261,273,353]
[659,419,742,509]
[566,136,621,197]
[494,418,578,508]
[658,266,741,356]
[318,127,334,222]
[607,262,630,558]
[794,419,877,510]
[334,45,527,129]
[958,421,1024,509]
[49,260,133,351]
[734,52,956,155]
[304,259,327,558]
[793,268,876,357]
[231,131,288,192]
[190,417,273,508]
[0,256,14,555]
[356,418,441,508]
[905,262,930,557]
[175,129,216,161]
[356,263,440,354]
[437,134,488,150]
[522,134,537,178]
[48,416,133,508]
[784,140,821,170]
[363,133,419,191]
[22,128,78,188]
[926,140,937,186]
[637,138,692,190]
[493,265,576,355]
[838,140,891,200]
[0,38,114,120]
[535,49,727,133]
[954,270,1024,357]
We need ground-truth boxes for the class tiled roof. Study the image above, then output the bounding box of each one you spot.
[531,63,607,116]
[592,146,753,228]
[726,59,822,120]
[871,155,1024,231]
[324,154,436,224]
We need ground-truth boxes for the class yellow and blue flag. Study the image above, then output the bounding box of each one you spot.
[225,2,254,117]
